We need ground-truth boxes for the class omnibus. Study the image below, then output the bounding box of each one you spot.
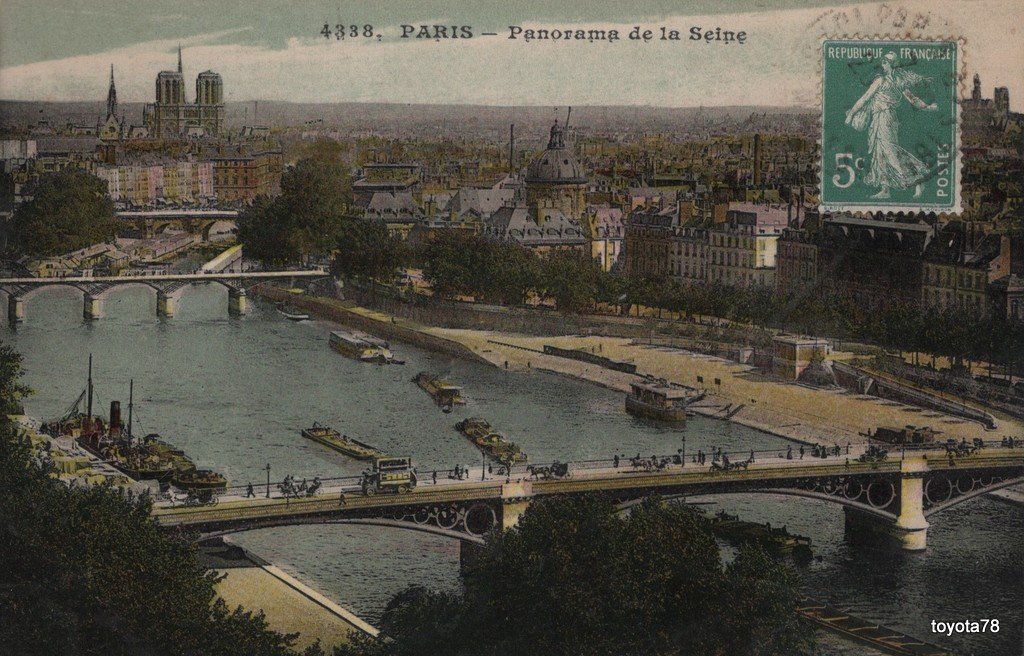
[363,456,417,495]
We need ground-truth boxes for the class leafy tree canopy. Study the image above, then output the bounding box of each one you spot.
[7,170,117,257]
[0,341,322,656]
[337,495,813,656]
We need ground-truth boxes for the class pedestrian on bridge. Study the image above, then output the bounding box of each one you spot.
[799,446,805,460]
[613,454,620,468]
[432,470,437,485]
[749,449,755,463]
[245,482,255,498]
[339,490,346,506]
[786,446,793,460]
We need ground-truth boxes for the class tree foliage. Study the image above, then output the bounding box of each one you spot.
[238,139,352,266]
[332,220,409,283]
[420,232,538,305]
[7,170,117,257]
[0,340,318,656]
[337,496,813,656]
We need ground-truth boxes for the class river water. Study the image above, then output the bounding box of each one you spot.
[7,283,1021,655]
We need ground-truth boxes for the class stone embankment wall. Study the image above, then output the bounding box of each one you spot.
[832,361,997,430]
[253,286,491,366]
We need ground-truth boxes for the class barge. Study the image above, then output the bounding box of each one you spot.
[455,418,528,465]
[412,372,466,409]
[329,330,403,364]
[301,423,385,460]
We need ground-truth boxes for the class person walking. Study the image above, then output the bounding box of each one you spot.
[432,470,438,485]
[799,446,805,460]
[338,490,347,506]
[613,454,620,468]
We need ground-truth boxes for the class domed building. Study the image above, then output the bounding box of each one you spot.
[525,119,587,221]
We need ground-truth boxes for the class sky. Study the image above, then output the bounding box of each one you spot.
[1,0,1022,109]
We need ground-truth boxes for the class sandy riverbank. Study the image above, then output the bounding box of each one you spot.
[417,329,1024,448]
[204,538,376,652]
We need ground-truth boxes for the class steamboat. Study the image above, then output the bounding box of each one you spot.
[624,380,705,422]
[48,357,226,490]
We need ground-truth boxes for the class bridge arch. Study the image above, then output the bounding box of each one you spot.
[198,516,486,545]
[614,487,898,522]
[924,474,1024,518]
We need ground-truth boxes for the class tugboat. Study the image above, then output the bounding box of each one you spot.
[412,372,466,409]
[455,418,528,464]
[301,422,385,460]
[329,330,404,364]
[625,380,706,422]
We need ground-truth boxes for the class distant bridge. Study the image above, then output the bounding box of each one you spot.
[0,269,331,321]
[116,209,239,240]
[153,447,1024,552]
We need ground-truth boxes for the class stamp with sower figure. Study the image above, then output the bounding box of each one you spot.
[820,39,961,214]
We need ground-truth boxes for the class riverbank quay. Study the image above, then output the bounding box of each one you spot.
[9,415,134,488]
[249,287,1024,449]
[202,538,376,651]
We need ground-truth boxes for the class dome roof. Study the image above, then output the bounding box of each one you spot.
[525,120,586,184]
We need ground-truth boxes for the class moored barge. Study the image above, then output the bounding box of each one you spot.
[329,330,402,364]
[625,380,705,422]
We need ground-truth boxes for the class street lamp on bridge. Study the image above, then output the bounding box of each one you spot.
[265,463,271,498]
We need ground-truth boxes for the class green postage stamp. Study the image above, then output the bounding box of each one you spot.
[820,39,961,214]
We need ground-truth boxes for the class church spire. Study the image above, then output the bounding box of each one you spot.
[177,45,182,74]
[106,64,118,118]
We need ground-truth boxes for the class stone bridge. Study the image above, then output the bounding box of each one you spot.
[0,269,330,322]
[152,447,1024,552]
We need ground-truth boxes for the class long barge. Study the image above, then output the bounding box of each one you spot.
[797,598,953,656]
[301,423,385,460]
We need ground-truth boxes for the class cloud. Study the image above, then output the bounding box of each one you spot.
[0,1,1021,109]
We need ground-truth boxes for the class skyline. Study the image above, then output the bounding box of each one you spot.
[1,0,1023,111]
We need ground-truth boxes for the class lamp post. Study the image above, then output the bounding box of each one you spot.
[681,435,686,468]
[481,452,486,481]
[265,463,271,498]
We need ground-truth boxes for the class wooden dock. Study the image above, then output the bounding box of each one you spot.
[797,598,953,656]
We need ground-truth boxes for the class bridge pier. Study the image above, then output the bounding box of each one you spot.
[499,481,533,531]
[228,288,247,316]
[83,295,103,321]
[845,457,929,551]
[7,296,24,323]
[157,291,176,318]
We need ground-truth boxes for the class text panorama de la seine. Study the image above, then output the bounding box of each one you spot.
[321,24,747,44]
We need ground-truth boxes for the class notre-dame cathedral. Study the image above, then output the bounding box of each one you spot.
[142,47,225,138]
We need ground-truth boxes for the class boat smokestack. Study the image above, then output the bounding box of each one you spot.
[109,401,121,436]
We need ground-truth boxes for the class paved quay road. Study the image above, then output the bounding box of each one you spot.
[6,284,1022,655]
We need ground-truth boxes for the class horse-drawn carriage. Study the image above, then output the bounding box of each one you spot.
[527,461,570,480]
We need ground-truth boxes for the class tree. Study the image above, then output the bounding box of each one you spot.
[332,219,409,282]
[0,340,320,656]
[238,141,352,266]
[338,495,813,656]
[537,250,598,313]
[6,170,117,257]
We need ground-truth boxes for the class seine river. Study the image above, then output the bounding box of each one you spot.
[6,284,1021,655]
